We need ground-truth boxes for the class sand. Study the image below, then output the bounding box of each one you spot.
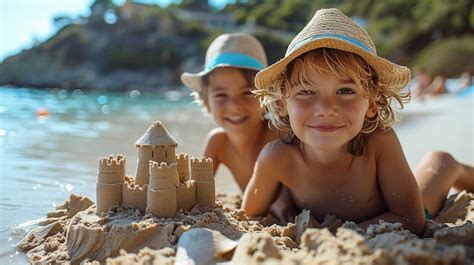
[17,191,474,264]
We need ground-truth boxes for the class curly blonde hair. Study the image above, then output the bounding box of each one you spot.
[255,48,410,154]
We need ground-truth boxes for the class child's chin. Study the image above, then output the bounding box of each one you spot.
[308,141,345,150]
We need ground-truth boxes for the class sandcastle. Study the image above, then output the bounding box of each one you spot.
[96,121,215,218]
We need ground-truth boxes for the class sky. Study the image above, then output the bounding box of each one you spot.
[0,0,231,62]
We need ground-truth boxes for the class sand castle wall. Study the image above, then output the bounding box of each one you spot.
[136,146,177,185]
[96,155,125,214]
[176,180,196,211]
[96,154,214,217]
[122,178,147,213]
[147,161,177,218]
[191,158,215,208]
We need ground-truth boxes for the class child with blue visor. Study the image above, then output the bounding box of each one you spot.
[182,34,292,218]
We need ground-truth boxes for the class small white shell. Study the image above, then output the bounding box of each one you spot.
[175,228,237,265]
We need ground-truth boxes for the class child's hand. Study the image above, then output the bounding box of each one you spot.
[269,186,298,223]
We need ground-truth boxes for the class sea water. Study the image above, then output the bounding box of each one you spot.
[0,87,237,263]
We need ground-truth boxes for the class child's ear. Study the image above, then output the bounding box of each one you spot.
[366,101,377,118]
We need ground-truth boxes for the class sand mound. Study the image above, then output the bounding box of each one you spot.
[18,192,474,264]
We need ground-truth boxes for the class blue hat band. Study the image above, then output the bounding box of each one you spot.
[287,33,374,56]
[205,53,265,72]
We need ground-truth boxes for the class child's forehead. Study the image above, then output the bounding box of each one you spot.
[285,51,373,87]
[288,64,354,85]
[207,67,243,80]
[290,77,356,89]
[207,68,249,83]
[208,84,251,92]
[207,79,253,94]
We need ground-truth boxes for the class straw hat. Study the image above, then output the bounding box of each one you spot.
[255,8,410,90]
[181,33,268,93]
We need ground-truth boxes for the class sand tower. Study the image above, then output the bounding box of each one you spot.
[147,161,178,218]
[190,157,215,207]
[176,153,190,183]
[135,121,178,186]
[96,154,126,214]
[176,153,196,211]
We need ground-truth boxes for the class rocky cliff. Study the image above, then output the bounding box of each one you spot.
[0,4,224,92]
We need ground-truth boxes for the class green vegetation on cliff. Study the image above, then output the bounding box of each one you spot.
[0,0,472,91]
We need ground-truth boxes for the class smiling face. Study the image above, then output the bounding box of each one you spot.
[205,67,263,136]
[286,71,373,151]
[280,49,379,152]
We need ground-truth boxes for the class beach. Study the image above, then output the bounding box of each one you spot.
[15,191,474,264]
[1,88,473,263]
[394,95,473,170]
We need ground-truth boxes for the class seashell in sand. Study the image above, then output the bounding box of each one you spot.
[175,228,237,265]
[295,209,310,243]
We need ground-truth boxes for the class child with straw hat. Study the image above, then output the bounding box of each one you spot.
[180,33,279,194]
[242,8,474,234]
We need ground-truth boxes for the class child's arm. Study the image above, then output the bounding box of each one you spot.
[242,143,283,216]
[359,129,425,234]
[203,128,224,174]
[269,186,298,223]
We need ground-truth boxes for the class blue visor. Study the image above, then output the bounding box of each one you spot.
[287,33,374,56]
[205,52,265,72]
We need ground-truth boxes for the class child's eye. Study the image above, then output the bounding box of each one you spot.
[214,93,228,99]
[337,87,356,95]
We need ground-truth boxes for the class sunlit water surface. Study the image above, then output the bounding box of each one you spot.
[0,87,472,263]
[0,87,239,263]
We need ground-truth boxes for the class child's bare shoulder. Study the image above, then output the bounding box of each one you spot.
[366,128,397,146]
[259,139,299,164]
[366,128,401,155]
[204,127,230,160]
[206,127,229,144]
[253,139,298,182]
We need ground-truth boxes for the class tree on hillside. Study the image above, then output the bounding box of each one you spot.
[179,0,212,12]
[90,0,115,10]
[343,0,473,64]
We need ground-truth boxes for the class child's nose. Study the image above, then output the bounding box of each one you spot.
[314,96,337,116]
[228,97,245,111]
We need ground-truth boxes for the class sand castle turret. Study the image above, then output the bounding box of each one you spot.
[191,157,215,207]
[176,153,196,211]
[146,161,178,217]
[176,153,190,183]
[96,155,126,214]
[135,121,178,186]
